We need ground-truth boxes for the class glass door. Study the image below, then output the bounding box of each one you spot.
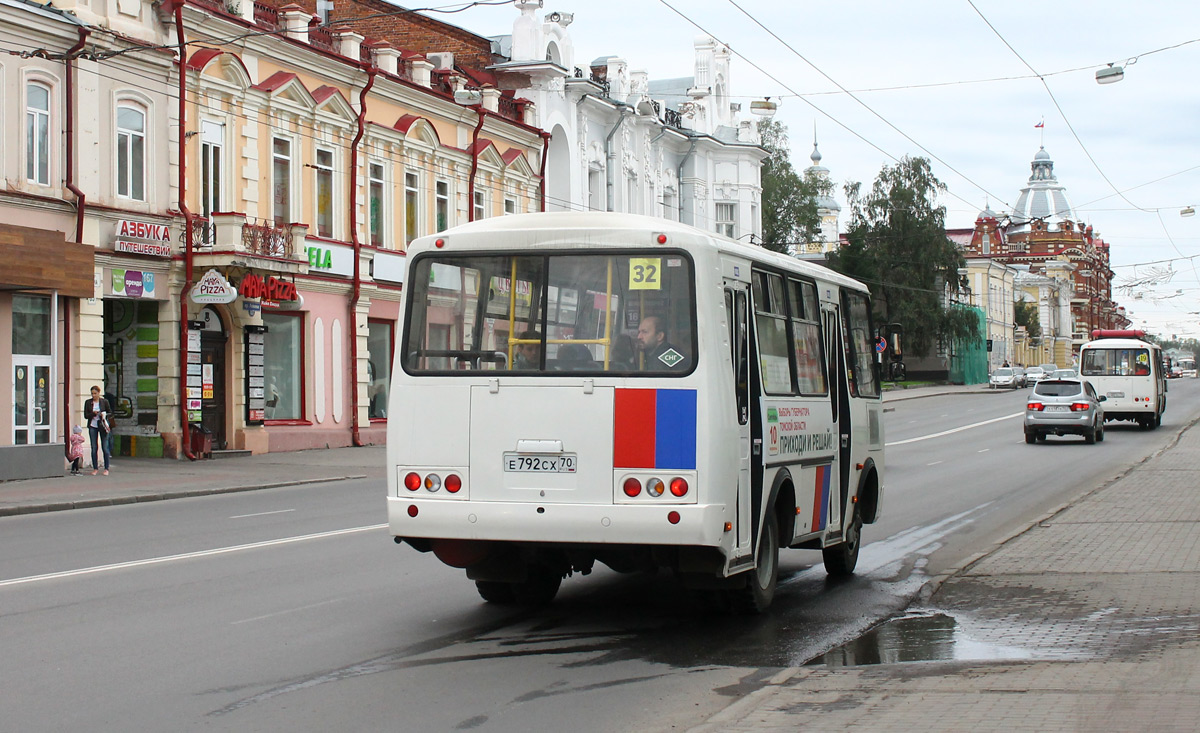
[13,359,51,445]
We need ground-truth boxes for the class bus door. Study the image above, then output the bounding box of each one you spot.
[822,303,849,536]
[724,281,753,556]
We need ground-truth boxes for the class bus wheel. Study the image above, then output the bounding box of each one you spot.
[823,508,862,577]
[475,580,516,604]
[511,568,562,606]
[731,511,779,614]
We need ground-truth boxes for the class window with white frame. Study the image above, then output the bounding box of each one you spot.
[715,202,736,238]
[435,180,449,232]
[473,190,485,221]
[315,148,334,238]
[26,82,51,186]
[272,136,292,225]
[116,104,146,200]
[404,172,419,244]
[200,121,224,246]
[369,162,385,246]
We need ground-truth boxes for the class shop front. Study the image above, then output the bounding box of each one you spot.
[0,222,94,480]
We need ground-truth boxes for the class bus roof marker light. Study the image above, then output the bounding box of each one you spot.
[655,233,667,244]
[435,238,445,248]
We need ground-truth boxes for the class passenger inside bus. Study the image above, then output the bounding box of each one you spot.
[637,315,690,371]
[610,334,635,370]
[513,329,541,370]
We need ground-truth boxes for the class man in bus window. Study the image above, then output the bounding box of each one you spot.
[514,329,541,370]
[636,316,689,371]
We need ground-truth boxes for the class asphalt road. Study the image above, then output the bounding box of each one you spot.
[3,379,1197,732]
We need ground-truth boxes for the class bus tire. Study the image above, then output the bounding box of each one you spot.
[511,567,562,606]
[475,580,516,604]
[823,507,862,577]
[731,511,779,614]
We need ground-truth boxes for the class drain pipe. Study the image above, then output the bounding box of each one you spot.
[347,66,377,447]
[174,1,197,460]
[467,104,485,221]
[63,28,88,454]
[604,104,631,212]
[676,133,698,223]
[64,28,89,244]
[538,131,549,212]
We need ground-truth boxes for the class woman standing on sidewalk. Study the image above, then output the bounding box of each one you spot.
[83,385,112,476]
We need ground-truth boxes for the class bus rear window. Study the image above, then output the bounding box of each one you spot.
[1081,348,1151,376]
[402,252,695,375]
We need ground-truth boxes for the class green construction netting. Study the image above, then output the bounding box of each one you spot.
[949,306,988,385]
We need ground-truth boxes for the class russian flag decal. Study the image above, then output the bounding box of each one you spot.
[613,389,697,469]
[811,464,831,532]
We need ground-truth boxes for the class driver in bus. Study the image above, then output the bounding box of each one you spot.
[636,316,690,371]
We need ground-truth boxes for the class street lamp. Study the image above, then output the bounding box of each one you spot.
[749,97,778,117]
[1181,206,1195,218]
[1095,64,1124,84]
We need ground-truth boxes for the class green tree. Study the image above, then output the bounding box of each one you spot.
[1014,300,1041,340]
[757,119,833,254]
[827,156,978,356]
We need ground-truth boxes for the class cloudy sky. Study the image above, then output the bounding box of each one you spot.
[450,0,1200,339]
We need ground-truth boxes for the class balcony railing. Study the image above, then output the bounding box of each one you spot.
[253,1,277,28]
[243,219,291,258]
[184,215,214,250]
[309,24,334,54]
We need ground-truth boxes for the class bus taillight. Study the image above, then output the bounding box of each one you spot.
[424,473,442,492]
[404,472,421,491]
[445,474,462,493]
[667,511,680,524]
[669,478,689,497]
[623,478,642,497]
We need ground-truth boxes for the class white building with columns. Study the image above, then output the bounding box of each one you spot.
[491,1,767,237]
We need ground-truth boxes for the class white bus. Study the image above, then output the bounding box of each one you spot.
[386,212,886,612]
[1078,329,1166,429]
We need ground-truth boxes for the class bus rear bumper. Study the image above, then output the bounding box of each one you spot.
[387,497,730,548]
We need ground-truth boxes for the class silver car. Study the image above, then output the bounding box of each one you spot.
[1024,366,1046,385]
[989,367,1019,389]
[1025,379,1106,444]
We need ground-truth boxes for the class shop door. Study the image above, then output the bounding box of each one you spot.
[13,358,52,445]
[200,333,226,450]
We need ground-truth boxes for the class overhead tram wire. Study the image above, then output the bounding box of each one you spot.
[720,0,1012,211]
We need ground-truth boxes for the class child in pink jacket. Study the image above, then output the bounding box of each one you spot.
[68,425,86,475]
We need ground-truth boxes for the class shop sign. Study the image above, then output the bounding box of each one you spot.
[117,220,171,241]
[111,269,157,298]
[116,240,171,257]
[373,250,406,284]
[239,272,299,309]
[245,329,267,424]
[202,364,214,400]
[306,244,354,277]
[190,269,237,304]
[242,299,262,316]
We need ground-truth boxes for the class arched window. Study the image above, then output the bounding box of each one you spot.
[116,104,146,200]
[26,82,51,185]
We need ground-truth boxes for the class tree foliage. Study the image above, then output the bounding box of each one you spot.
[1014,300,1041,340]
[757,119,832,254]
[826,156,978,356]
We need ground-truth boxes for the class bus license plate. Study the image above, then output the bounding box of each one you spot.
[503,453,577,473]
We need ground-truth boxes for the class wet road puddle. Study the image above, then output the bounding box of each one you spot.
[807,610,1039,667]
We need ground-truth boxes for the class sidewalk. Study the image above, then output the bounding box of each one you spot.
[693,415,1200,731]
[0,445,386,517]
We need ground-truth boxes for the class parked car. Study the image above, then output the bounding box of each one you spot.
[1025,378,1107,444]
[1024,366,1046,385]
[989,367,1020,389]
[1039,363,1059,376]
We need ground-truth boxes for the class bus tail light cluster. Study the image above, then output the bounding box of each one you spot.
[621,476,689,498]
[403,471,464,494]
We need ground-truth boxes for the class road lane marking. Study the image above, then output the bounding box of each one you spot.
[978,448,990,453]
[927,460,943,466]
[886,412,1024,446]
[230,509,296,519]
[231,598,343,625]
[0,524,387,589]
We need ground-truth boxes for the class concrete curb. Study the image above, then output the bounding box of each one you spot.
[0,474,367,517]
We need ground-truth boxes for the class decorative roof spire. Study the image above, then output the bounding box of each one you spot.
[810,123,822,165]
